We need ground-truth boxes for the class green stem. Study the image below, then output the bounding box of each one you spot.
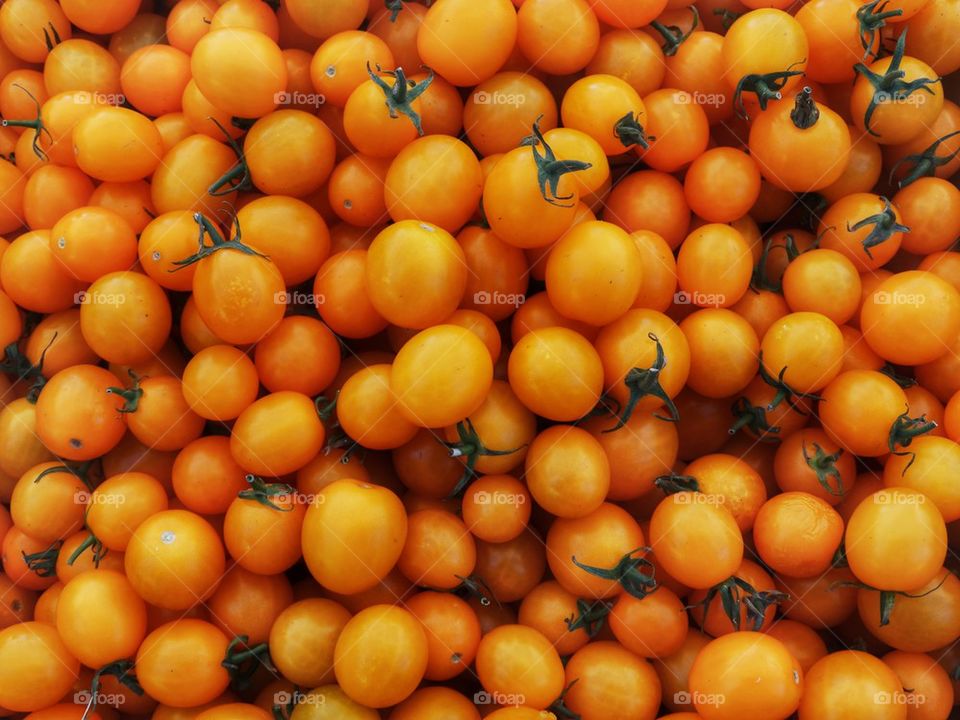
[571,548,657,600]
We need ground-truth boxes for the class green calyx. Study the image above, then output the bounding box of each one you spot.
[238,475,296,512]
[443,418,526,499]
[170,213,268,270]
[845,196,909,259]
[802,441,847,497]
[691,576,788,631]
[571,547,658,600]
[853,29,941,138]
[654,473,701,495]
[889,129,960,188]
[733,64,806,119]
[650,7,699,56]
[614,111,654,150]
[522,115,592,207]
[729,396,781,439]
[367,63,433,135]
[207,119,251,197]
[605,332,680,432]
[564,598,612,637]
[857,0,903,60]
[0,83,50,161]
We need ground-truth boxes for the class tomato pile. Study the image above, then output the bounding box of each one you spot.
[0,0,959,718]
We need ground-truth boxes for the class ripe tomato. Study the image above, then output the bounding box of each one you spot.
[682,453,767,531]
[0,621,79,712]
[564,641,661,720]
[390,687,480,720]
[245,110,336,197]
[753,491,844,577]
[799,650,904,720]
[860,271,960,365]
[136,620,230,708]
[35,365,127,462]
[650,493,744,591]
[761,312,844,395]
[676,223,752,308]
[337,364,418,450]
[334,605,428,708]
[303,479,407,594]
[366,221,467,328]
[55,569,146,668]
[125,509,226,610]
[230,391,325,476]
[845,488,947,591]
[525,425,610,518]
[86,471,169,551]
[774,428,856,503]
[546,503,645,598]
[417,0,517,87]
[462,475,532,542]
[404,591,481,681]
[182,345,260,422]
[689,632,801,720]
[391,324,493,428]
[476,624,565,710]
[680,309,759,398]
[207,565,292,644]
[857,570,960,652]
[545,220,642,326]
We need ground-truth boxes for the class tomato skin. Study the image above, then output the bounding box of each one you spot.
[35,365,128,462]
[754,491,844,578]
[851,53,943,145]
[680,309,759,398]
[334,605,428,708]
[56,569,147,669]
[192,251,286,346]
[86,471,169,552]
[676,223,752,308]
[404,591,481,681]
[761,312,844,395]
[883,436,960,521]
[303,479,407,595]
[546,220,642,326]
[125,510,226,610]
[224,489,306,576]
[649,493,744,589]
[799,650,905,720]
[366,221,467,329]
[860,271,960,366]
[819,370,908,457]
[546,503,645,598]
[0,622,79,712]
[417,0,518,87]
[508,326,604,422]
[475,624,565,710]
[136,620,231,708]
[563,641,661,720]
[846,488,947,592]
[230,392,325,477]
[391,325,493,428]
[689,632,802,720]
[857,570,960,652]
